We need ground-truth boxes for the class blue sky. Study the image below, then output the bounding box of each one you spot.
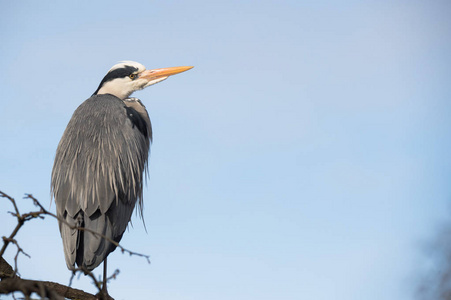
[1,1,450,299]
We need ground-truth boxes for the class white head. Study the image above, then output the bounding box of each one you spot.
[94,61,193,100]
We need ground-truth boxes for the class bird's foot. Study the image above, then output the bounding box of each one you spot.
[95,288,114,300]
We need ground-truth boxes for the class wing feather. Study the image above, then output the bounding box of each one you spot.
[52,94,151,270]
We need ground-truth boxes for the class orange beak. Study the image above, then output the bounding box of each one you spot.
[139,66,194,80]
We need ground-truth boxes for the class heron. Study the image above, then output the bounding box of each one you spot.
[51,61,193,295]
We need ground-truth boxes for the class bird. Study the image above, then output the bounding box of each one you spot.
[51,61,193,293]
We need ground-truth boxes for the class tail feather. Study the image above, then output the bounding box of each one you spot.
[59,211,83,270]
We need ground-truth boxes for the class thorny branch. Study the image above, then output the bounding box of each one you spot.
[0,191,150,299]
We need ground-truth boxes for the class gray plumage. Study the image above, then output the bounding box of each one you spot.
[51,61,192,275]
[51,94,151,270]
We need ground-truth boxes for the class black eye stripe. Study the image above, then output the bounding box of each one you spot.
[104,65,138,81]
[93,65,139,95]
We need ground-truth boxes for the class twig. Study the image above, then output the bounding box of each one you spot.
[106,269,120,282]
[0,192,28,259]
[0,191,149,299]
[24,194,151,264]
[1,237,30,276]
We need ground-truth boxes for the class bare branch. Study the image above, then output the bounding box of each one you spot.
[0,256,14,279]
[0,191,20,217]
[24,193,151,263]
[0,258,102,300]
[2,237,30,276]
[0,191,149,299]
[0,277,99,300]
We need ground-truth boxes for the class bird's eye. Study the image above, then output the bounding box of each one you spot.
[129,74,136,79]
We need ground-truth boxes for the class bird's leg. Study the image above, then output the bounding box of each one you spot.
[95,258,113,300]
[102,258,108,298]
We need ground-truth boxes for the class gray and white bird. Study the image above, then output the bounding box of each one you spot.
[51,61,192,280]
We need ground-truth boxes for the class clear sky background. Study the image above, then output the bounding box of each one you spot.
[1,1,450,299]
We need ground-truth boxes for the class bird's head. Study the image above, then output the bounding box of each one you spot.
[93,61,193,100]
